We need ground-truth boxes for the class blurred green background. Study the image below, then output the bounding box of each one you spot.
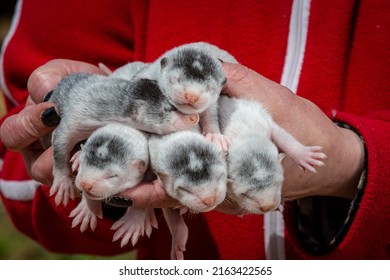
[0,1,135,260]
[0,202,136,260]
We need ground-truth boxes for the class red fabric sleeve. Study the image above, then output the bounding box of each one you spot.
[285,111,390,259]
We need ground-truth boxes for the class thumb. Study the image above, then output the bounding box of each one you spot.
[27,59,105,104]
[222,62,284,100]
[0,102,58,151]
[110,181,179,209]
[222,62,256,98]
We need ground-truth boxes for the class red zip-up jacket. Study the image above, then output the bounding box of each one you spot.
[0,0,389,259]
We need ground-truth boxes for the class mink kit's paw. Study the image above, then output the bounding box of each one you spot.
[70,150,82,173]
[294,146,327,173]
[111,208,158,247]
[69,196,99,232]
[205,132,230,151]
[50,174,76,206]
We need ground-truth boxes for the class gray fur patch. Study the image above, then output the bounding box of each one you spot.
[172,49,219,82]
[84,134,130,169]
[168,142,218,184]
[236,151,277,190]
[49,72,94,116]
[121,79,177,119]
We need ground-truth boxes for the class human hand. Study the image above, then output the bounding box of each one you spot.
[108,180,180,209]
[221,62,364,201]
[0,59,106,186]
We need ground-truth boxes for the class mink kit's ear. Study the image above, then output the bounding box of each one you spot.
[160,57,172,69]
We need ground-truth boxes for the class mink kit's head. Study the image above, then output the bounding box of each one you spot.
[158,48,227,114]
[156,132,227,213]
[226,140,284,214]
[124,79,199,134]
[75,124,147,200]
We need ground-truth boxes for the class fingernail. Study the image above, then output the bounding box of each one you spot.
[43,90,53,102]
[41,107,60,127]
[107,196,133,208]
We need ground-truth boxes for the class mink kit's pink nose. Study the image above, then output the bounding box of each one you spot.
[184,92,200,104]
[202,196,216,206]
[80,180,94,192]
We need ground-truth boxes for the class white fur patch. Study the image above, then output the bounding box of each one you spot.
[192,60,203,72]
[96,142,109,158]
[188,151,203,171]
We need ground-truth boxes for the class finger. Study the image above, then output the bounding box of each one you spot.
[222,62,286,101]
[98,62,113,75]
[27,59,106,104]
[21,147,54,186]
[29,147,54,186]
[221,62,253,98]
[0,102,59,151]
[222,62,251,87]
[111,182,179,209]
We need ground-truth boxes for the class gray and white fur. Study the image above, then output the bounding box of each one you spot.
[69,123,158,247]
[73,123,149,199]
[49,72,199,206]
[109,61,147,80]
[149,128,228,213]
[218,96,327,215]
[135,42,238,150]
[148,127,228,259]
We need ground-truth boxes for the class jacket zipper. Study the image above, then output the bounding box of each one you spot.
[264,0,311,260]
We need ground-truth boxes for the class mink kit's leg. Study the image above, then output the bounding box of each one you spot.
[201,103,230,151]
[49,124,80,206]
[270,122,327,172]
[162,208,189,260]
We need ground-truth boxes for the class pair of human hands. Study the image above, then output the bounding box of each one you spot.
[0,59,364,211]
